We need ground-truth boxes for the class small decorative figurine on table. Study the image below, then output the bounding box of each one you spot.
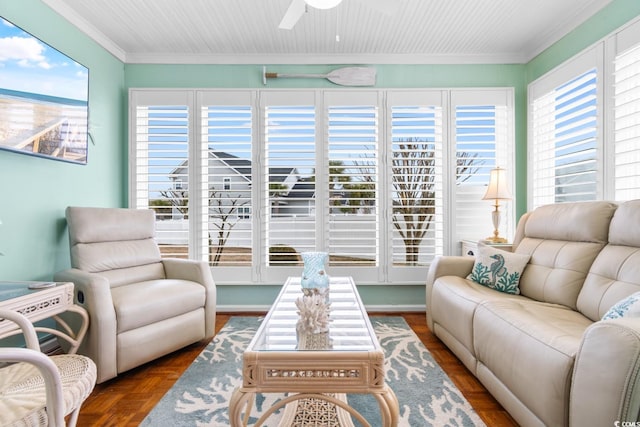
[295,293,332,350]
[300,251,330,302]
[295,293,331,335]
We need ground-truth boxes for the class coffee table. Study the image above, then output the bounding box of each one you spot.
[229,276,399,426]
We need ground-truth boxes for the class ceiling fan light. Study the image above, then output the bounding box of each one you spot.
[304,0,343,10]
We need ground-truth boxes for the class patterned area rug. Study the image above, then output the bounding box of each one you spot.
[141,316,485,426]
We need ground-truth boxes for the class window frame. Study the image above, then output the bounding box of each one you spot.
[527,15,640,209]
[527,45,604,208]
[129,87,515,285]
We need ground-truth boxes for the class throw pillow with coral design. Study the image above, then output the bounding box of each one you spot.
[602,291,640,320]
[467,242,530,294]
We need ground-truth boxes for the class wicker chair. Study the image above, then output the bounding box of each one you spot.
[0,309,96,427]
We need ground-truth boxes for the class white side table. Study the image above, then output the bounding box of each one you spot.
[0,281,89,354]
[461,240,513,257]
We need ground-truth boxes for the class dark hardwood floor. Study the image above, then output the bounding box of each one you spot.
[76,312,518,426]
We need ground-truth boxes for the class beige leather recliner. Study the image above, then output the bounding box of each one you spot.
[55,206,216,383]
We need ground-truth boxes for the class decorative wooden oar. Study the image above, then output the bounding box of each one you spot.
[263,66,376,86]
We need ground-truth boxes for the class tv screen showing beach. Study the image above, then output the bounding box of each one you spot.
[0,16,89,164]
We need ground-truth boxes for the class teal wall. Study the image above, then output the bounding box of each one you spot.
[1,0,638,309]
[0,0,125,281]
[526,0,640,84]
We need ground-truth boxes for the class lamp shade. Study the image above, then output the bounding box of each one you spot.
[305,0,343,9]
[482,167,512,200]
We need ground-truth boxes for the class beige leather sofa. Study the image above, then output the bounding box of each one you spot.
[426,200,640,427]
[55,207,216,383]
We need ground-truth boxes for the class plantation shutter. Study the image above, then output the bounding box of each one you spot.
[452,90,514,244]
[613,24,640,200]
[387,91,444,271]
[529,47,600,208]
[130,90,193,259]
[325,91,380,270]
[199,91,254,269]
[130,88,515,284]
[261,92,317,269]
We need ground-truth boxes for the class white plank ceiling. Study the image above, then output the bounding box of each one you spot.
[42,0,613,64]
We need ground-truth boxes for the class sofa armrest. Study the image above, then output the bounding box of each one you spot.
[425,255,475,330]
[162,258,217,339]
[162,258,214,286]
[53,268,117,383]
[570,318,640,427]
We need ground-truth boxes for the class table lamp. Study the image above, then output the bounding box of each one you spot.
[482,167,511,243]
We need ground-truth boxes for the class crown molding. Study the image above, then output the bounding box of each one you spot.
[523,0,614,62]
[42,0,127,62]
[124,52,529,65]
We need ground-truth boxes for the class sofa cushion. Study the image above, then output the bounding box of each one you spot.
[430,276,527,370]
[608,199,640,247]
[514,201,617,309]
[473,299,593,427]
[521,201,616,243]
[467,242,530,294]
[602,291,640,320]
[577,200,640,321]
[66,206,163,279]
[111,279,206,333]
[67,206,156,244]
[71,240,162,274]
[98,263,167,288]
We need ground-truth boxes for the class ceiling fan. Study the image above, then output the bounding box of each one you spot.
[278,0,398,30]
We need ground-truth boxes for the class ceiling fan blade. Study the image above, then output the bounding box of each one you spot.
[279,0,306,30]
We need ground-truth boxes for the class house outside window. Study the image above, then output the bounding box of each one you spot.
[238,206,251,220]
[130,88,515,284]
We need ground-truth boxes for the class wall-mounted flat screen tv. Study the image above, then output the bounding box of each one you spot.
[0,16,89,164]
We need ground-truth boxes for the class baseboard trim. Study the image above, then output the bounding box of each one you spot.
[218,304,426,313]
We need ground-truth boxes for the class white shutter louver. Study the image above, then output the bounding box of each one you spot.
[614,44,640,201]
[327,105,379,266]
[531,69,598,207]
[456,105,502,242]
[202,105,253,266]
[390,105,443,266]
[453,91,513,244]
[134,104,190,259]
[264,104,316,265]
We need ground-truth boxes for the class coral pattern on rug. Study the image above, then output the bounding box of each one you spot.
[141,316,485,427]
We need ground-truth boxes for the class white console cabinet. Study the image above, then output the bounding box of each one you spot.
[461,240,512,257]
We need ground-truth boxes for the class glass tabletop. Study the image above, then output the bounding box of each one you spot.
[250,276,376,352]
[0,281,55,302]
